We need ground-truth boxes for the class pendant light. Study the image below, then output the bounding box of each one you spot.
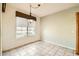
[29,4,40,20]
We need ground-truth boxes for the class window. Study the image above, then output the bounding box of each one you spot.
[27,20,36,36]
[16,17,36,39]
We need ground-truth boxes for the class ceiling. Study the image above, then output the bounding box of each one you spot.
[9,3,78,17]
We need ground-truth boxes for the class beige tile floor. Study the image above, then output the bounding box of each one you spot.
[2,41,78,56]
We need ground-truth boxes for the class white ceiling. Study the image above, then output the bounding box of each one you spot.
[9,3,78,17]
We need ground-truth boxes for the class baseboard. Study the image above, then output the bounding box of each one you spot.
[44,40,75,50]
[3,40,41,52]
[3,40,75,52]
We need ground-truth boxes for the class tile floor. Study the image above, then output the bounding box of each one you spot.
[2,41,78,56]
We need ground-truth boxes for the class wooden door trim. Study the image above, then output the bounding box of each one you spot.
[76,12,79,55]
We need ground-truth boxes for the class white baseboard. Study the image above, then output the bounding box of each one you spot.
[44,40,75,50]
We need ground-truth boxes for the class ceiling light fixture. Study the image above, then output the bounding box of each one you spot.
[29,3,40,18]
[31,4,41,9]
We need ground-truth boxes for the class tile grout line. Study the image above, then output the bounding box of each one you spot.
[53,46,60,56]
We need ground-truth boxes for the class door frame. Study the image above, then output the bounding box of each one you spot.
[76,12,79,55]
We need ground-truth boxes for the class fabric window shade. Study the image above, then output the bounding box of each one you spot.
[16,11,36,21]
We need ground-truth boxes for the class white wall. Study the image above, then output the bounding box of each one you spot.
[2,4,41,51]
[41,6,79,50]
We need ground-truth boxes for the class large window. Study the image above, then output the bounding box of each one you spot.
[16,17,36,39]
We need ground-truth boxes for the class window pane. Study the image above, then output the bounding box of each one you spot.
[16,17,27,39]
[16,17,36,38]
[27,19,36,36]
